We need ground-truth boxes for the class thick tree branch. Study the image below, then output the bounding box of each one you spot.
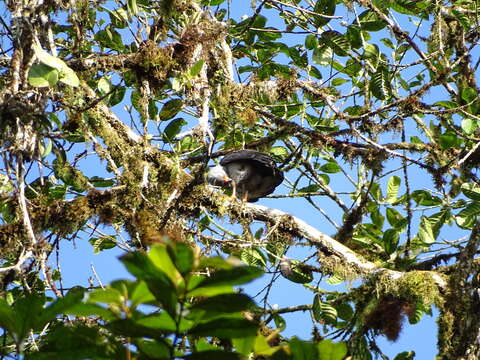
[243,203,446,289]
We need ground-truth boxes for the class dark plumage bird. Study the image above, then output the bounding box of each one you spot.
[207,150,284,202]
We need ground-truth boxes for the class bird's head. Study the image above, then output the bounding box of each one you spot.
[207,164,232,186]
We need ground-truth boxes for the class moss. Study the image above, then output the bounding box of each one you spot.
[374,270,442,307]
[52,158,90,192]
[0,222,25,255]
[352,271,444,343]
[317,251,361,281]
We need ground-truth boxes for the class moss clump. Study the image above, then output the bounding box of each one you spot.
[355,270,443,342]
[317,251,361,281]
[375,270,442,307]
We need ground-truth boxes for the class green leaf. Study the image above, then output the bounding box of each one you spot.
[457,201,480,218]
[130,281,155,307]
[13,294,45,340]
[363,43,380,69]
[241,247,267,267]
[456,214,476,229]
[89,236,117,253]
[289,337,318,360]
[386,208,406,229]
[411,190,442,206]
[394,351,416,360]
[298,184,320,193]
[371,209,385,229]
[313,45,333,66]
[25,323,123,359]
[136,312,193,333]
[383,229,400,255]
[149,244,184,287]
[253,333,280,356]
[97,77,111,94]
[321,31,350,57]
[320,162,341,173]
[127,0,138,16]
[33,43,67,70]
[28,64,59,87]
[418,216,435,244]
[270,146,289,160]
[305,35,318,49]
[135,339,170,359]
[189,60,205,78]
[358,10,387,31]
[189,294,255,314]
[232,336,256,356]
[386,176,401,203]
[335,302,354,321]
[317,340,348,360]
[159,99,184,121]
[37,287,85,328]
[0,298,18,336]
[168,242,195,275]
[94,27,125,51]
[331,78,348,86]
[109,86,126,106]
[190,318,257,338]
[461,185,480,201]
[108,318,171,338]
[120,251,178,317]
[461,118,478,135]
[105,7,128,29]
[326,274,344,285]
[346,25,362,49]
[88,176,114,188]
[439,132,461,150]
[163,118,187,141]
[87,287,124,305]
[461,87,477,103]
[313,295,337,324]
[32,44,79,87]
[371,67,389,100]
[189,266,263,296]
[408,304,424,324]
[273,313,286,331]
[312,0,336,27]
[184,351,243,360]
[66,303,117,320]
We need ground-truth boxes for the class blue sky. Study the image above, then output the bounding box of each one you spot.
[56,1,441,357]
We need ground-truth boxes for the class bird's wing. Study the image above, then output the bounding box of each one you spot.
[220,150,281,176]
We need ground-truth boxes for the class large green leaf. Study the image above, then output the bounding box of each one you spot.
[32,43,79,87]
[189,293,256,314]
[317,340,348,360]
[190,318,257,338]
[189,266,263,296]
[0,299,18,336]
[321,31,351,57]
[28,64,59,87]
[289,337,318,360]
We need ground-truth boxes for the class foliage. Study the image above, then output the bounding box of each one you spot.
[1,0,480,358]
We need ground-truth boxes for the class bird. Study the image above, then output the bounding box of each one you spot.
[207,150,284,202]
